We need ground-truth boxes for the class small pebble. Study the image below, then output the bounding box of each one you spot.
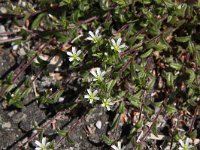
[95,120,102,129]
[58,97,65,102]
[0,7,7,14]
[8,111,16,117]
[2,122,11,128]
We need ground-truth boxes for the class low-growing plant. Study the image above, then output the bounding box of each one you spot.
[0,0,200,149]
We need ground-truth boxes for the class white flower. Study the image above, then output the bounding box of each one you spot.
[178,138,193,150]
[66,47,82,62]
[35,137,50,150]
[84,89,100,104]
[110,38,127,53]
[101,98,113,111]
[111,140,125,150]
[90,68,106,82]
[86,28,102,43]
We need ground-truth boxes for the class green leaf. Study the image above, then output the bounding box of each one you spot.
[165,72,175,87]
[141,49,153,58]
[143,105,153,114]
[71,10,80,23]
[107,80,117,95]
[101,135,113,145]
[21,88,32,98]
[31,13,47,29]
[188,130,197,139]
[111,113,120,129]
[112,0,129,6]
[128,92,142,108]
[13,102,23,109]
[147,77,155,89]
[186,69,195,84]
[53,90,64,103]
[165,104,176,114]
[152,122,158,136]
[153,102,162,108]
[119,102,125,113]
[187,97,197,106]
[6,72,14,84]
[99,0,111,10]
[66,132,75,144]
[135,119,143,129]
[188,41,196,54]
[175,35,191,43]
[169,63,182,70]
[161,0,175,8]
[6,84,15,93]
[57,129,68,136]
[8,89,24,108]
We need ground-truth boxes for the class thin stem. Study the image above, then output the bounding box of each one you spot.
[189,105,199,133]
[138,105,163,143]
[0,37,22,44]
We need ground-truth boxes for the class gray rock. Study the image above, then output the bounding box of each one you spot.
[12,112,27,123]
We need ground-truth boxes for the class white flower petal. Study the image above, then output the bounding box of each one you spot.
[72,47,76,54]
[179,139,184,147]
[178,148,184,150]
[86,37,93,41]
[89,99,94,104]
[119,44,127,49]
[69,57,74,62]
[97,68,101,76]
[117,38,122,46]
[76,57,81,61]
[111,39,116,46]
[101,103,105,107]
[67,52,73,56]
[106,106,111,111]
[89,31,95,38]
[95,28,100,35]
[87,89,92,95]
[35,141,42,147]
[101,71,106,76]
[93,90,98,95]
[42,137,46,145]
[111,145,118,150]
[84,95,90,99]
[77,50,82,55]
[90,70,97,77]
[46,142,51,147]
[111,46,114,49]
[35,148,41,150]
[185,138,191,146]
[117,141,122,148]
[95,97,100,100]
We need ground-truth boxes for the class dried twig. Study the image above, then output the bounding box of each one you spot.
[137,105,163,143]
[0,37,22,44]
[189,105,199,133]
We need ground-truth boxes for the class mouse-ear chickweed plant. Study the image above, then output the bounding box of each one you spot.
[66,47,82,62]
[110,38,127,53]
[1,0,200,149]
